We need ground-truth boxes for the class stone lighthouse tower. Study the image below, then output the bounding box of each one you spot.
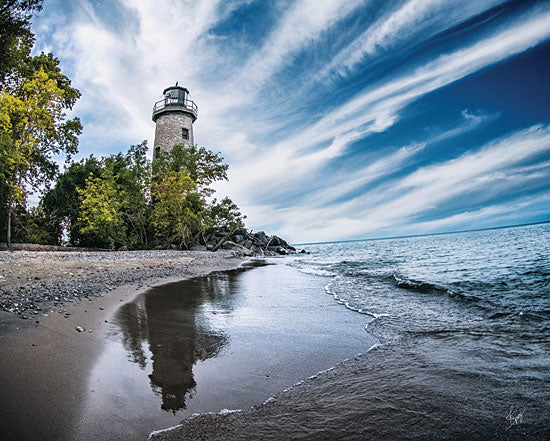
[152,83,198,158]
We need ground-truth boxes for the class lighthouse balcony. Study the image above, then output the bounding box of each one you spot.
[152,96,198,121]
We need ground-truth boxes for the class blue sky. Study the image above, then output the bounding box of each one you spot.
[32,0,550,242]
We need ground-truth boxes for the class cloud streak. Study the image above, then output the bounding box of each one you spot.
[31,0,550,241]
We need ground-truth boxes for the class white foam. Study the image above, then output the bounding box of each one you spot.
[218,408,243,415]
[147,424,184,440]
[298,267,336,277]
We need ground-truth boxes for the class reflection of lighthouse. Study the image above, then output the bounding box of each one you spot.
[151,83,198,159]
[114,273,239,413]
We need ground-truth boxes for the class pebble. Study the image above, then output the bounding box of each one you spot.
[75,326,85,332]
[0,250,236,319]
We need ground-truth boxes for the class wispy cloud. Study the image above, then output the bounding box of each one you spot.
[31,0,550,241]
[222,9,550,209]
[318,0,505,79]
[242,124,550,242]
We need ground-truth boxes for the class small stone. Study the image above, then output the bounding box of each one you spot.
[21,314,28,320]
[35,320,40,324]
[88,329,93,333]
[75,326,85,333]
[99,307,104,310]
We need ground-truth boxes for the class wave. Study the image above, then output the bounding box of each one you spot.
[297,266,336,277]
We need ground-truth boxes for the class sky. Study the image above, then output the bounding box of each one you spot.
[31,0,550,243]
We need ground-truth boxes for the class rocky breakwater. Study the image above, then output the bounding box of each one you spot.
[197,228,306,257]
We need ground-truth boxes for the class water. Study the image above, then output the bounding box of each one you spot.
[4,224,545,440]
[163,223,549,440]
[69,261,375,440]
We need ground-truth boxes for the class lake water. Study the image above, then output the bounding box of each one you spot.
[69,261,375,440]
[157,223,549,440]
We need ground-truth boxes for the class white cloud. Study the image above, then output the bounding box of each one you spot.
[221,10,550,212]
[318,0,505,79]
[30,1,550,241]
[241,124,550,242]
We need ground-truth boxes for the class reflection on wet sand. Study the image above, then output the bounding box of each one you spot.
[114,270,243,412]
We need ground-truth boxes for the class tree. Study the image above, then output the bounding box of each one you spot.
[0,65,82,246]
[104,141,151,247]
[150,170,197,248]
[0,0,42,86]
[207,197,245,231]
[0,1,82,247]
[41,156,102,245]
[153,143,228,196]
[77,174,125,249]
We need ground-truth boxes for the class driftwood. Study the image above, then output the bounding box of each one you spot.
[212,227,238,252]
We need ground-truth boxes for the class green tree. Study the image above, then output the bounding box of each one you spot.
[207,197,245,230]
[41,156,102,245]
[150,170,197,248]
[153,143,228,195]
[104,141,151,247]
[13,204,57,244]
[1,67,82,246]
[77,174,124,249]
[0,1,81,247]
[0,0,42,86]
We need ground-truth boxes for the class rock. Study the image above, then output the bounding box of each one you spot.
[254,231,269,244]
[223,241,254,257]
[75,326,85,332]
[269,236,280,246]
[233,234,245,243]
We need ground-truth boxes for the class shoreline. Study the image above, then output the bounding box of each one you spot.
[0,250,244,441]
[0,249,243,322]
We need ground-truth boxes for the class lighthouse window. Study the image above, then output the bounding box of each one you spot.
[182,128,189,140]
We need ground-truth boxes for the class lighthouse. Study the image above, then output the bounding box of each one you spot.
[152,84,198,158]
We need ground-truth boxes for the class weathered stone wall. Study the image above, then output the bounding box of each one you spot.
[153,111,194,157]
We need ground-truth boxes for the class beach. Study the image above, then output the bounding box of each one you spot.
[0,251,376,440]
[0,250,243,440]
[1,224,549,441]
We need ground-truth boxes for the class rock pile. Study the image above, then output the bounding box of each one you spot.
[196,228,305,257]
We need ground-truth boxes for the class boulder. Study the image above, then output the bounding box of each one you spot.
[233,234,245,244]
[254,231,269,244]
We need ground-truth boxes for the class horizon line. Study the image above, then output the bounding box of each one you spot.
[292,220,550,246]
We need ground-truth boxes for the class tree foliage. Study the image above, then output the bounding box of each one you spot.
[77,174,124,249]
[40,142,245,250]
[0,0,82,246]
[150,170,197,247]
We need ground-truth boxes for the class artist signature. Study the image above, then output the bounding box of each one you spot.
[506,406,526,430]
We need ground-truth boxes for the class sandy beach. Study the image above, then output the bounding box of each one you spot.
[0,250,243,441]
[0,251,375,440]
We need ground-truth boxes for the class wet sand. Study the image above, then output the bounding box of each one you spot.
[0,251,243,441]
[0,258,376,440]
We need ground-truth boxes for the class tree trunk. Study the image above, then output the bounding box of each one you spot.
[6,201,12,251]
[212,227,237,252]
